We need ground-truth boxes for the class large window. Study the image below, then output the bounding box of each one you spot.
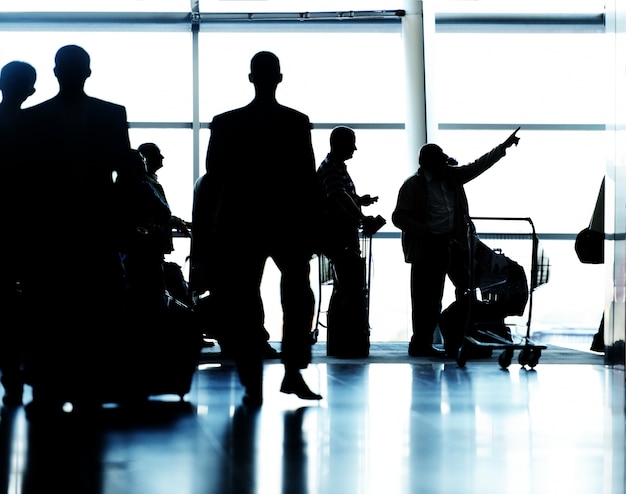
[422,5,608,343]
[0,1,609,344]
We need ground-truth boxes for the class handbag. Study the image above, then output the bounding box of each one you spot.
[575,227,604,264]
[575,178,605,264]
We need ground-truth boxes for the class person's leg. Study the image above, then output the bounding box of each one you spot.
[221,247,267,406]
[0,274,25,406]
[272,250,321,400]
[409,235,449,356]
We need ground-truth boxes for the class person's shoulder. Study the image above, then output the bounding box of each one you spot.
[20,97,59,124]
[406,171,422,182]
[214,105,247,119]
[23,96,56,113]
[400,172,422,187]
[277,104,310,122]
[319,155,338,168]
[87,96,126,112]
[210,106,247,128]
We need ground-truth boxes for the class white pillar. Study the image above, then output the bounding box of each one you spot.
[605,0,626,369]
[402,0,427,176]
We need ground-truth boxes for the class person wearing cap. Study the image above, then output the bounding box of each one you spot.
[392,128,520,357]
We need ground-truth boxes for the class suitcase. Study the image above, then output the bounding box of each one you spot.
[325,254,370,358]
[136,295,204,400]
[439,296,512,359]
[326,286,370,357]
[26,294,203,409]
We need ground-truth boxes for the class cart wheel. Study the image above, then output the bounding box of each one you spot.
[518,348,530,366]
[457,346,467,368]
[498,349,513,369]
[527,348,541,368]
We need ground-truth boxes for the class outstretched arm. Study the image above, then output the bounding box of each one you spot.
[454,127,521,184]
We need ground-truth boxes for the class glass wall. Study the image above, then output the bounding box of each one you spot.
[422,5,608,346]
[0,1,609,345]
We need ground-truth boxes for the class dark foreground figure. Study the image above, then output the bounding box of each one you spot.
[192,51,322,406]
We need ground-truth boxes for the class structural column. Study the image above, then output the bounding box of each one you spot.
[401,0,427,176]
[606,0,626,370]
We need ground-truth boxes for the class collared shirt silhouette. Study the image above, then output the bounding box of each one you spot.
[192,51,321,406]
[316,126,381,357]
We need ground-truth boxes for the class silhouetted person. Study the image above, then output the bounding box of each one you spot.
[138,142,191,251]
[115,149,172,312]
[392,127,520,357]
[137,142,198,306]
[20,44,132,414]
[0,61,36,406]
[316,126,383,357]
[192,51,321,406]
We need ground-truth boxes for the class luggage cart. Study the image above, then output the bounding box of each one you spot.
[456,216,550,369]
[311,228,375,345]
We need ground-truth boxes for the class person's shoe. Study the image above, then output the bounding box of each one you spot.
[280,373,322,400]
[408,344,447,358]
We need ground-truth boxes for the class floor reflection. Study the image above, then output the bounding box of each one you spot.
[0,358,623,494]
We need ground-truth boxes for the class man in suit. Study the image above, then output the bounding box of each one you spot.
[21,45,132,414]
[192,51,322,406]
[0,60,37,406]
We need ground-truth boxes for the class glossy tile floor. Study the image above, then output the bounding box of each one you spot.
[0,345,624,494]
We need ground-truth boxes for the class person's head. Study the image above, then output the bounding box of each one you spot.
[137,142,163,173]
[54,44,91,93]
[0,61,36,107]
[249,51,282,92]
[329,126,357,161]
[418,143,450,175]
[138,142,164,174]
[330,125,356,161]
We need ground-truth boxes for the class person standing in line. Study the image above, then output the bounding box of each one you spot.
[20,44,132,415]
[392,128,520,357]
[137,142,198,306]
[138,142,191,253]
[115,148,172,313]
[192,51,322,406]
[0,60,37,406]
[316,126,383,357]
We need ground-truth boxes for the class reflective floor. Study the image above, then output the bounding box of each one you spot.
[0,350,624,494]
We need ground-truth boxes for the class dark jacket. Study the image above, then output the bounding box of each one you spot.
[392,144,507,263]
[201,101,318,247]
